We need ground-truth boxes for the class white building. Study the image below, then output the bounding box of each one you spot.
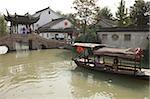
[33,7,62,30]
[32,7,76,44]
[97,27,149,50]
[38,18,76,44]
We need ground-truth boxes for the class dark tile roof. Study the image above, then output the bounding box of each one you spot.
[38,18,66,29]
[96,27,149,32]
[4,14,40,25]
[95,17,117,28]
[38,28,77,33]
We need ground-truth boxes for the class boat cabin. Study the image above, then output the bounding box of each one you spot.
[93,47,143,73]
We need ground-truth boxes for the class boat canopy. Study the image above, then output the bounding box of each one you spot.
[73,43,107,48]
[94,47,143,61]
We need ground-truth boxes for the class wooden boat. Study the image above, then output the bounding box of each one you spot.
[0,46,8,55]
[72,43,150,80]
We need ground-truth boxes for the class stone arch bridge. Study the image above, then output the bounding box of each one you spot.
[0,33,66,51]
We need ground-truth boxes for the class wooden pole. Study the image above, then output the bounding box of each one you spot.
[134,61,136,75]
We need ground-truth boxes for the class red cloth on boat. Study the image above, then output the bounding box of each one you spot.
[135,48,143,61]
[76,46,85,53]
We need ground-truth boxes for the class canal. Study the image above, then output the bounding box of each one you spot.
[0,49,149,99]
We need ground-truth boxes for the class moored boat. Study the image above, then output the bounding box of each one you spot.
[72,43,150,80]
[0,46,8,55]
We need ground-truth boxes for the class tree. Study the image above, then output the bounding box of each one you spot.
[73,0,99,34]
[56,11,67,17]
[95,7,113,21]
[116,0,129,27]
[130,0,149,27]
[145,1,150,11]
[0,14,7,36]
[65,13,80,28]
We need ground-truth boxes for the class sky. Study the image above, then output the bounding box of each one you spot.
[0,0,149,16]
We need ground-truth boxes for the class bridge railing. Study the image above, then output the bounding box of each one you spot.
[0,33,67,49]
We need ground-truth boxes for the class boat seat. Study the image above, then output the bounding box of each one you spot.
[89,63,95,67]
[117,65,139,71]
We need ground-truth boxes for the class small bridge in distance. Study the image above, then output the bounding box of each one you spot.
[0,33,66,51]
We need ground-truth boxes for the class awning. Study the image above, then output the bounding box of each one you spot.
[93,47,142,61]
[73,43,107,48]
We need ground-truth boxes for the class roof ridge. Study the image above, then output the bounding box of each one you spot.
[38,18,66,29]
[35,7,50,14]
[34,7,63,18]
[52,17,65,20]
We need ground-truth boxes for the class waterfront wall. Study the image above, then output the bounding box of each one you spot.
[97,31,149,50]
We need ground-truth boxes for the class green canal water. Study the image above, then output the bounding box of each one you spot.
[0,49,149,99]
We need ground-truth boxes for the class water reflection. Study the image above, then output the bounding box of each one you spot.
[16,50,29,58]
[71,67,149,99]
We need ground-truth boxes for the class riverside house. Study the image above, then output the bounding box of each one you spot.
[33,7,76,44]
[38,18,76,44]
[97,27,149,50]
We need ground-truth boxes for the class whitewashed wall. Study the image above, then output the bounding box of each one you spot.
[97,31,149,49]
[51,19,72,29]
[33,8,61,30]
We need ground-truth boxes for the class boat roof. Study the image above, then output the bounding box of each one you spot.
[94,47,138,60]
[73,43,107,48]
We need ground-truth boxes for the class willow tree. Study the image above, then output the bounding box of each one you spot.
[0,15,7,37]
[116,0,129,27]
[73,0,99,34]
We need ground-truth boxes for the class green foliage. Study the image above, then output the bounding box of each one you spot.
[116,0,129,27]
[130,0,149,27]
[73,0,99,21]
[75,32,98,43]
[0,15,7,36]
[73,0,99,31]
[95,7,113,21]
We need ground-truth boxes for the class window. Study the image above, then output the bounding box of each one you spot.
[124,34,131,41]
[102,34,108,40]
[48,11,51,14]
[112,34,119,41]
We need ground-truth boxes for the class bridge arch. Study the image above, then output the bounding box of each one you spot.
[40,44,47,49]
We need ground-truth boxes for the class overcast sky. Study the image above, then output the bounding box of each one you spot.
[0,0,149,15]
